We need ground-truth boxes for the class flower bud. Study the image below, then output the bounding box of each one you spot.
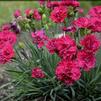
[42,14,47,20]
[38,8,43,13]
[25,23,30,30]
[44,24,49,30]
[25,8,33,19]
[13,10,21,18]
[18,42,25,49]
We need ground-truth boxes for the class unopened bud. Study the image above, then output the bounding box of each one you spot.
[44,24,49,30]
[42,14,47,20]
[38,8,43,13]
[18,42,25,48]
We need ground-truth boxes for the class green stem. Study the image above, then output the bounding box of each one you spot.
[74,12,80,44]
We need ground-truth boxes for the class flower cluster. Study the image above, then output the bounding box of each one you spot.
[30,3,101,84]
[0,1,101,86]
[73,6,101,33]
[0,30,16,63]
[46,33,100,84]
[49,0,81,23]
[78,34,100,71]
[14,8,42,21]
[46,35,77,60]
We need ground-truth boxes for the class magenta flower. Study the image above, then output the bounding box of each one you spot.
[89,17,101,32]
[88,6,101,17]
[1,23,11,31]
[13,10,21,18]
[0,30,17,47]
[0,34,6,49]
[73,17,90,28]
[47,1,60,8]
[61,0,80,7]
[80,34,101,53]
[46,35,77,60]
[0,43,15,64]
[77,51,96,71]
[39,0,45,5]
[32,67,45,78]
[33,9,42,20]
[25,8,32,17]
[56,36,77,60]
[55,60,81,85]
[5,32,17,46]
[46,38,57,54]
[32,30,48,48]
[50,6,67,23]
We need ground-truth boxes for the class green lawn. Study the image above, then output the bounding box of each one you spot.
[0,1,39,25]
[0,1,93,25]
[0,1,99,25]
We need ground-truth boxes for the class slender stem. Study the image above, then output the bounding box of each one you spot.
[74,12,80,44]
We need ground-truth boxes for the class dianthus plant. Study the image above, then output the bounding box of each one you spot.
[0,0,101,101]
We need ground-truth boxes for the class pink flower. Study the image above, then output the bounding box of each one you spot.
[39,0,45,5]
[13,10,21,18]
[32,30,48,48]
[71,1,80,7]
[25,8,32,17]
[47,0,80,8]
[46,35,77,60]
[0,30,17,46]
[32,67,45,78]
[56,36,77,60]
[1,23,11,31]
[33,9,42,20]
[88,6,101,17]
[0,33,6,49]
[80,34,101,53]
[46,38,57,54]
[77,51,96,71]
[47,1,60,8]
[89,17,101,32]
[5,32,17,46]
[73,17,90,28]
[61,0,80,7]
[0,43,15,64]
[50,6,67,23]
[55,60,81,85]
[73,17,101,32]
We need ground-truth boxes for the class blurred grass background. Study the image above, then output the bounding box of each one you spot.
[0,1,101,65]
[0,1,100,25]
[0,1,93,25]
[0,1,39,25]
[0,1,101,25]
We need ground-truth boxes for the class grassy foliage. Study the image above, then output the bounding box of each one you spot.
[0,1,101,101]
[1,35,100,101]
